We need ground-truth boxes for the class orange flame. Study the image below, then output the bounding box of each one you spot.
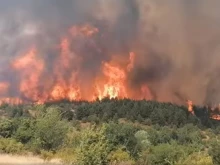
[95,62,127,100]
[0,97,23,105]
[12,48,44,102]
[210,104,220,120]
[0,24,152,105]
[187,100,194,115]
[211,114,220,120]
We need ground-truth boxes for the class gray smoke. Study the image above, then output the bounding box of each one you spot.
[0,0,220,105]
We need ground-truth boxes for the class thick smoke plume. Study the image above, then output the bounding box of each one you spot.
[0,0,220,105]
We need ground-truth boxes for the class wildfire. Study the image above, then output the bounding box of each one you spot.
[49,37,81,102]
[0,23,219,121]
[69,24,98,37]
[209,104,220,121]
[127,52,135,72]
[187,100,194,115]
[0,82,9,95]
[12,48,44,102]
[95,62,127,100]
[0,24,148,106]
[186,100,220,121]
[141,84,152,100]
[211,114,220,120]
[0,97,23,105]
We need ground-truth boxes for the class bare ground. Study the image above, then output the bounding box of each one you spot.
[0,154,61,165]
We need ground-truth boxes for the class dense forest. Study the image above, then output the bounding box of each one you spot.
[0,98,220,165]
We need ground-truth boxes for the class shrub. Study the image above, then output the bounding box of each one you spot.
[56,148,77,164]
[209,141,220,165]
[177,152,213,165]
[32,107,69,151]
[105,123,140,158]
[146,142,199,165]
[0,119,16,138]
[108,147,135,165]
[76,125,111,165]
[13,118,35,144]
[0,138,24,154]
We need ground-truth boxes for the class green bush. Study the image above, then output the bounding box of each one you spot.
[76,125,111,165]
[146,142,199,165]
[209,141,220,165]
[176,124,202,144]
[0,119,16,138]
[177,152,213,165]
[13,118,35,144]
[105,123,140,158]
[32,106,69,151]
[56,148,77,164]
[108,147,135,165]
[135,130,151,150]
[0,138,24,154]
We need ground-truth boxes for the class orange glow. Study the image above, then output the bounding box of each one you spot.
[49,37,81,101]
[1,22,219,122]
[140,84,152,100]
[0,24,153,105]
[127,52,135,72]
[211,114,220,120]
[12,48,44,102]
[95,62,127,100]
[60,38,71,68]
[0,97,23,105]
[0,82,9,95]
[69,24,98,37]
[187,100,194,115]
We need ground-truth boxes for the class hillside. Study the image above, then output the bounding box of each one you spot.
[0,99,220,165]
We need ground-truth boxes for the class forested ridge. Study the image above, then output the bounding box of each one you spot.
[0,98,220,165]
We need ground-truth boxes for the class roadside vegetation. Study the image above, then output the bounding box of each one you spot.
[0,98,220,165]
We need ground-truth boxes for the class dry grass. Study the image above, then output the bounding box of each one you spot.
[0,154,61,165]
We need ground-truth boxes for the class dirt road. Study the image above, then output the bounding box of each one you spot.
[0,154,61,165]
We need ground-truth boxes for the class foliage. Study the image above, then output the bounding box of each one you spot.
[13,118,35,143]
[108,147,135,165]
[56,148,77,164]
[105,123,140,158]
[76,125,111,165]
[177,152,213,165]
[32,106,69,151]
[0,99,220,164]
[135,130,151,150]
[175,124,202,144]
[209,141,220,165]
[0,119,15,138]
[0,138,25,154]
[146,142,198,165]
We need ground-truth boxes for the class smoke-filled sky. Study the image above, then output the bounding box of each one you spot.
[1,0,220,105]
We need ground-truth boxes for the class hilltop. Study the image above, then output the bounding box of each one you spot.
[0,99,220,165]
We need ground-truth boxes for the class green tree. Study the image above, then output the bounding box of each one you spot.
[176,124,202,144]
[0,119,16,138]
[105,123,140,158]
[32,106,68,151]
[76,125,111,165]
[13,118,35,144]
[147,142,196,165]
[135,130,151,150]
